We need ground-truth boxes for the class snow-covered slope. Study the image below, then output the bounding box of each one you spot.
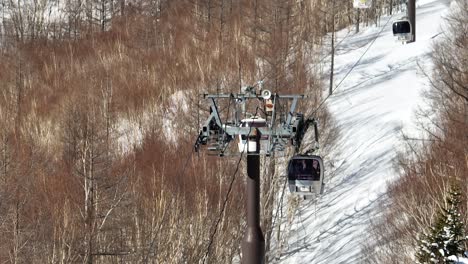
[275,0,452,263]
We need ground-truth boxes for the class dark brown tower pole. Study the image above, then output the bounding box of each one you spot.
[242,129,265,264]
[408,0,416,42]
[329,0,336,95]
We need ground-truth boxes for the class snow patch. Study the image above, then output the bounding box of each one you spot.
[162,90,190,145]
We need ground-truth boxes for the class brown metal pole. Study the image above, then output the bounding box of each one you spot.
[329,0,336,95]
[355,8,360,34]
[242,129,265,264]
[408,0,416,42]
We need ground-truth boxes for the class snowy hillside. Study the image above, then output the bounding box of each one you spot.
[274,0,456,263]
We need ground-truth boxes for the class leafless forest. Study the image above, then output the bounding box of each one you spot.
[1,0,464,263]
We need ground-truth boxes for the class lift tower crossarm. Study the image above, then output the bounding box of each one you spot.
[203,93,304,99]
[203,93,304,130]
[195,93,306,155]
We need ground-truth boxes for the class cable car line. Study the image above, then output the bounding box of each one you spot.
[202,150,244,264]
[307,12,395,120]
[271,174,288,232]
[272,13,396,240]
[247,0,392,94]
[249,30,353,93]
[286,14,394,198]
[248,0,379,93]
[247,0,356,91]
[284,12,394,199]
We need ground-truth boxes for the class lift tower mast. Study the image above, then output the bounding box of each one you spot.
[195,87,314,264]
[408,0,416,42]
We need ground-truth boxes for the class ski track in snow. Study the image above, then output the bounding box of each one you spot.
[276,0,452,263]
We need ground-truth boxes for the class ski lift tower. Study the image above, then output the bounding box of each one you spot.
[408,0,416,42]
[195,86,314,264]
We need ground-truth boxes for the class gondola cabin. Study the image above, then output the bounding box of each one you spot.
[392,18,413,43]
[237,116,268,153]
[287,155,324,195]
[353,0,372,8]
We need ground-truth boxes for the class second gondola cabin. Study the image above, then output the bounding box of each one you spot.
[392,18,413,42]
[288,155,324,195]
